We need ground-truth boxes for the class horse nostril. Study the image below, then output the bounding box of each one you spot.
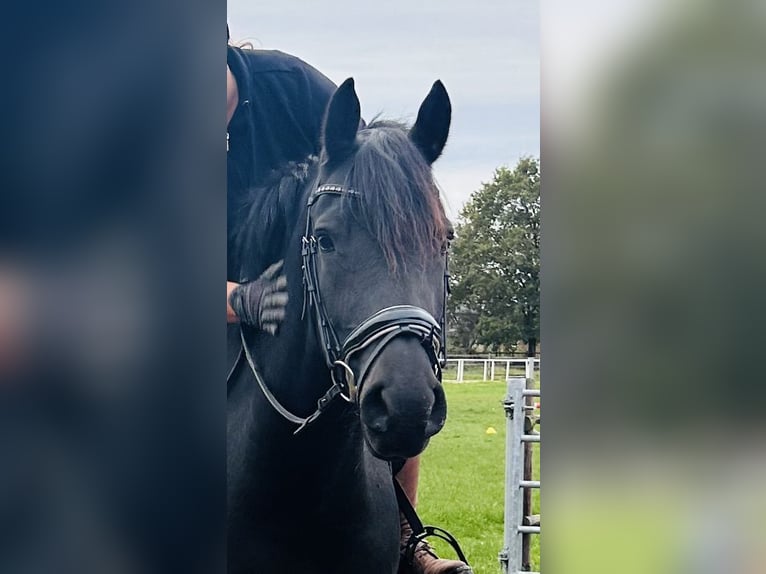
[426,385,447,436]
[368,416,388,433]
[360,386,389,433]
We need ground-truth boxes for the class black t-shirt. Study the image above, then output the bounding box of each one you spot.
[227,47,336,280]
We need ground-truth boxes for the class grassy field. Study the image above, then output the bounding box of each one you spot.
[417,381,540,573]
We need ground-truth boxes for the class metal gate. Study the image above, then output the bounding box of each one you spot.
[499,377,540,574]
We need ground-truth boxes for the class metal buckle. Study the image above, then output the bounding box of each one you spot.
[332,360,356,403]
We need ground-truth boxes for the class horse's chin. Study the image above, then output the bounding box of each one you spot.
[362,428,432,461]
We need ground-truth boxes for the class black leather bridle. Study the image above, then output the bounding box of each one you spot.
[238,183,449,434]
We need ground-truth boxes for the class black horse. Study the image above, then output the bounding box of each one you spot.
[227,78,452,574]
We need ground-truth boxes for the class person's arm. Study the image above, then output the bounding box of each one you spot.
[227,281,240,323]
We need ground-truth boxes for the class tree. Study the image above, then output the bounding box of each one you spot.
[449,157,540,355]
[446,306,480,354]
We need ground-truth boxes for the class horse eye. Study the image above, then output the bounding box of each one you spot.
[316,235,335,252]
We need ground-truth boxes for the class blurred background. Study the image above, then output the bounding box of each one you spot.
[1,2,226,572]
[544,0,766,572]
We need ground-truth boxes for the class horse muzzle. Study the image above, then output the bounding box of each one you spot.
[317,305,446,459]
[354,334,447,460]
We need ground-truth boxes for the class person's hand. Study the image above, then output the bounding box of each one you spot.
[228,261,289,335]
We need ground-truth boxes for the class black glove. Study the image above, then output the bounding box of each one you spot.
[228,261,288,335]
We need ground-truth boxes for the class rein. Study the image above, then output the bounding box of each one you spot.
[234,183,449,434]
[395,479,469,566]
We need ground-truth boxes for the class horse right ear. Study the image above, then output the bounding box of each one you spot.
[322,78,361,164]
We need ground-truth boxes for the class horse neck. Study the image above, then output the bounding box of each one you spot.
[244,376,372,504]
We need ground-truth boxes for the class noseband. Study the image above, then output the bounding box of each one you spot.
[240,183,449,434]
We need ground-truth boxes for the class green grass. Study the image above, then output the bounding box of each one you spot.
[417,381,540,574]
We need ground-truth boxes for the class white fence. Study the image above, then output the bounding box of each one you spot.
[444,357,540,382]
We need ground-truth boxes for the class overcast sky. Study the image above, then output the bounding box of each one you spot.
[228,1,539,219]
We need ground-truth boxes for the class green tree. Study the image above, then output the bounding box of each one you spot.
[450,157,540,355]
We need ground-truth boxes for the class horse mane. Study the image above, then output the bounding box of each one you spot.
[232,158,318,280]
[233,120,448,278]
[342,119,448,273]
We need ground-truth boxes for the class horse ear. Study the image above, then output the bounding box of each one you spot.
[322,78,361,164]
[410,80,451,164]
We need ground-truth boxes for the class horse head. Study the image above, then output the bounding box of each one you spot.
[304,78,453,459]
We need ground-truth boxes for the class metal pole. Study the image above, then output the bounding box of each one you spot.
[483,360,488,381]
[491,360,496,381]
[522,377,536,571]
[457,359,464,382]
[500,377,526,574]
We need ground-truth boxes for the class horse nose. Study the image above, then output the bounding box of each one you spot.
[359,373,446,440]
[356,337,448,458]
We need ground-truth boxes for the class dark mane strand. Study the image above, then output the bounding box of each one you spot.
[233,158,318,280]
[343,120,448,273]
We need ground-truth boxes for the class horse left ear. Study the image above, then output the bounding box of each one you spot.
[410,80,451,164]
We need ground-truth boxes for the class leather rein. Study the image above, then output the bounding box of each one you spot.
[234,183,449,435]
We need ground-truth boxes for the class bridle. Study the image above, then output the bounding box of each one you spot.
[238,183,449,434]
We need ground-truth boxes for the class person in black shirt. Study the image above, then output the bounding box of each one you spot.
[225,30,470,574]
[224,43,334,329]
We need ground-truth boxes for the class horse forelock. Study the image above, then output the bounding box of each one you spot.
[343,120,448,274]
